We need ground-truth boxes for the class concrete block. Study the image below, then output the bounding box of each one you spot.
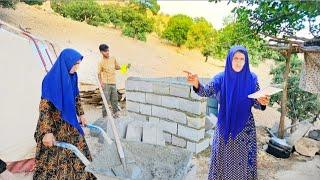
[137,80,153,93]
[178,125,205,142]
[139,103,152,115]
[170,84,191,98]
[142,122,165,146]
[179,98,206,115]
[161,95,180,109]
[187,116,205,129]
[126,91,146,103]
[148,116,160,124]
[190,88,206,101]
[126,79,153,92]
[126,101,140,113]
[146,93,162,106]
[127,112,148,122]
[205,114,218,130]
[187,136,210,154]
[163,132,172,143]
[153,82,170,94]
[151,105,168,119]
[167,109,187,124]
[160,119,178,135]
[172,135,187,148]
[206,129,215,146]
[125,121,144,142]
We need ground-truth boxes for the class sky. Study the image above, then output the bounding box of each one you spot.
[157,0,318,38]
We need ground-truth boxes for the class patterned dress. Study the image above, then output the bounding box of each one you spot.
[33,97,96,180]
[195,80,266,180]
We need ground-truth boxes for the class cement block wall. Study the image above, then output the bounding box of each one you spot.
[126,76,214,153]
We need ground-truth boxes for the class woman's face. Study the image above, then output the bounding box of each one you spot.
[232,51,245,72]
[69,60,81,74]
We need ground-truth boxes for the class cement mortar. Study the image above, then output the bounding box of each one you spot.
[86,140,192,180]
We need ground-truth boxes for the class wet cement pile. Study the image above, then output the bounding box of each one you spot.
[86,140,193,180]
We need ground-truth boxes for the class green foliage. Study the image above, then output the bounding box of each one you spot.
[210,0,320,38]
[0,0,17,8]
[103,4,123,28]
[22,0,45,5]
[162,14,194,47]
[270,55,320,121]
[185,17,216,49]
[51,0,108,26]
[121,7,154,41]
[131,0,160,15]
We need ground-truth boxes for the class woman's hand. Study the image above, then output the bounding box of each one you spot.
[42,133,56,147]
[79,115,88,127]
[184,71,200,89]
[257,95,270,106]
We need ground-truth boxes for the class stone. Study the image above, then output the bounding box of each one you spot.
[178,125,205,142]
[126,121,144,142]
[126,91,146,103]
[187,136,210,154]
[142,122,165,146]
[187,116,205,129]
[295,137,320,157]
[161,95,180,109]
[146,93,162,106]
[160,119,178,135]
[152,105,168,119]
[170,84,190,98]
[167,109,187,124]
[287,121,313,146]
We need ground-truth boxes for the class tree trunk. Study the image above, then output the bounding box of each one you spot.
[205,56,208,62]
[278,44,292,139]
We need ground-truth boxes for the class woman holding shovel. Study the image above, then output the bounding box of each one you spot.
[185,46,270,180]
[33,49,96,179]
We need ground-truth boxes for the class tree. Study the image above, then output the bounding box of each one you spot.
[270,55,320,133]
[210,0,320,138]
[22,0,45,5]
[131,0,160,15]
[121,7,154,41]
[185,17,216,49]
[0,0,17,8]
[162,14,194,47]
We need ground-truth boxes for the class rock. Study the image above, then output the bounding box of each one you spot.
[308,130,320,141]
[287,121,312,146]
[125,121,144,142]
[294,137,320,157]
[142,122,165,146]
[205,114,217,131]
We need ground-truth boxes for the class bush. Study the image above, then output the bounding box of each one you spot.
[103,4,123,28]
[162,14,194,47]
[0,0,17,8]
[51,0,108,26]
[22,0,45,5]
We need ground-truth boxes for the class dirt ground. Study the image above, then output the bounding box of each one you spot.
[1,2,319,180]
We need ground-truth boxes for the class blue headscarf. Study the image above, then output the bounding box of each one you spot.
[216,46,257,143]
[41,48,84,135]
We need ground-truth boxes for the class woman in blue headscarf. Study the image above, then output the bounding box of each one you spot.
[186,46,269,180]
[33,49,96,179]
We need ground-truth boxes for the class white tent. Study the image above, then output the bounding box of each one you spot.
[0,20,56,163]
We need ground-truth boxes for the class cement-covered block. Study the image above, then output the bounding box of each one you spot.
[167,109,187,124]
[187,116,205,129]
[205,114,218,130]
[139,103,152,115]
[163,132,172,143]
[179,98,206,115]
[206,129,215,146]
[148,116,160,124]
[127,112,148,122]
[160,119,178,134]
[126,121,144,142]
[151,105,168,119]
[146,93,162,106]
[153,82,170,94]
[125,80,140,91]
[172,135,187,148]
[161,95,180,109]
[187,136,210,153]
[142,122,165,146]
[136,80,153,93]
[126,101,140,113]
[170,84,191,98]
[178,125,205,142]
[126,91,146,103]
